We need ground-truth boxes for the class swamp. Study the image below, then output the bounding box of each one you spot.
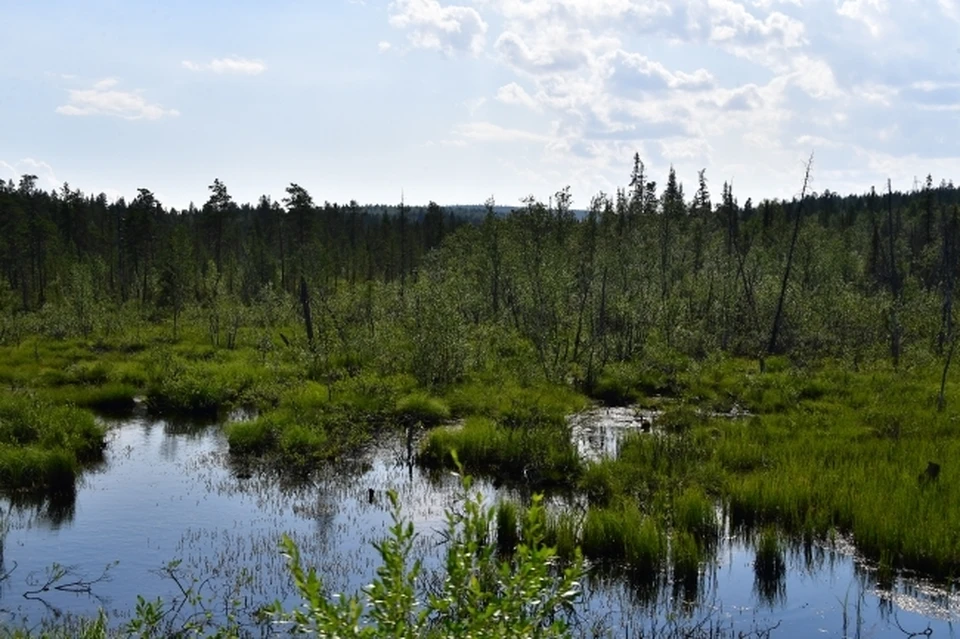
[1,163,960,637]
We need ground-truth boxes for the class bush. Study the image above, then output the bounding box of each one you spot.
[271,476,585,638]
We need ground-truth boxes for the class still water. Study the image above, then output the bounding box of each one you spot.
[0,407,957,637]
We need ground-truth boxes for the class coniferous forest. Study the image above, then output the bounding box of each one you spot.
[3,156,960,636]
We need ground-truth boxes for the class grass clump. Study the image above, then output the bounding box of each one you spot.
[545,510,579,562]
[419,416,580,486]
[394,392,450,426]
[0,394,105,493]
[673,486,719,545]
[581,505,667,576]
[226,373,417,467]
[445,379,587,422]
[226,417,277,455]
[42,382,138,412]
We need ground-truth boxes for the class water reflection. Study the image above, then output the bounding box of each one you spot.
[0,409,956,637]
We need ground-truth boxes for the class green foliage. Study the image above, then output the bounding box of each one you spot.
[271,473,585,638]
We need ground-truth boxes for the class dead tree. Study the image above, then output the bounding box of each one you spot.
[767,154,813,357]
[299,276,314,349]
[886,179,902,368]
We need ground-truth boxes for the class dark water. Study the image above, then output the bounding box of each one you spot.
[0,407,956,637]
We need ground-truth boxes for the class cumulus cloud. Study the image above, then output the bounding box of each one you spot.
[56,78,179,120]
[182,56,267,75]
[836,0,888,36]
[609,51,716,93]
[389,0,488,56]
[381,0,960,200]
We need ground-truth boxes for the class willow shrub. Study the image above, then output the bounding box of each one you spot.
[270,470,585,638]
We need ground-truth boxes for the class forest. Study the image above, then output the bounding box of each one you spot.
[2,155,960,636]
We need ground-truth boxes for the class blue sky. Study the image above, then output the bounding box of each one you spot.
[2,0,959,209]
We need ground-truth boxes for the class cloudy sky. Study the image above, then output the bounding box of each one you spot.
[2,0,959,209]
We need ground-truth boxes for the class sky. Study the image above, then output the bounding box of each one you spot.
[1,0,959,210]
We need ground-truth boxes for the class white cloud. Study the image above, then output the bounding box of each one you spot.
[610,51,716,92]
[389,0,488,56]
[56,78,179,120]
[659,136,713,161]
[378,41,393,52]
[496,82,542,111]
[939,0,960,22]
[788,55,841,99]
[182,56,267,75]
[837,0,888,36]
[372,0,960,202]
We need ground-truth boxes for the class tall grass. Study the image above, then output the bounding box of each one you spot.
[584,358,960,581]
[419,416,580,486]
[0,395,105,493]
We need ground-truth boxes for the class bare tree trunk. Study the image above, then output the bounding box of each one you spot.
[300,275,314,349]
[767,154,814,356]
[887,179,901,368]
[939,332,957,411]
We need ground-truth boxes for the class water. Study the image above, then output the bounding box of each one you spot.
[0,407,957,637]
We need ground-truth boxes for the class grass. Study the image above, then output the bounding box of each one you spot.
[0,394,105,493]
[581,504,667,577]
[394,392,450,427]
[226,372,419,466]
[5,317,960,586]
[418,415,581,486]
[444,377,587,422]
[578,356,960,581]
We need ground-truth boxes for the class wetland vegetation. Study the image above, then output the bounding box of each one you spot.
[2,161,960,635]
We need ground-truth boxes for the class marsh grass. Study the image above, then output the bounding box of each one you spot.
[419,416,580,486]
[444,378,587,422]
[394,392,450,427]
[0,395,105,493]
[226,373,417,466]
[545,510,579,562]
[586,358,960,581]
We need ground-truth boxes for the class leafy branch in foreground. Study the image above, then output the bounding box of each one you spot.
[270,463,584,638]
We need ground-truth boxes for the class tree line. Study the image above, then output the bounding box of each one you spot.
[3,158,960,385]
